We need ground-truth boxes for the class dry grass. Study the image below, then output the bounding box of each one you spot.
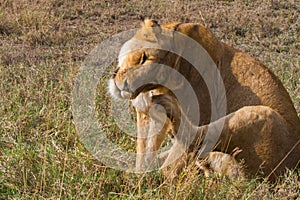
[0,0,299,199]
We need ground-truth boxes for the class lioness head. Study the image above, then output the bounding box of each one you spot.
[108,19,184,100]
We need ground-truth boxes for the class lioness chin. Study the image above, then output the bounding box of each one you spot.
[108,19,300,181]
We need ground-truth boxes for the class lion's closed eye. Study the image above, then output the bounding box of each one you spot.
[139,52,147,65]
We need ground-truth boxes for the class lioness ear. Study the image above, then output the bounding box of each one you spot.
[136,18,161,42]
[141,18,159,28]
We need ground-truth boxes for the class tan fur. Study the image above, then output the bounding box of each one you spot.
[196,148,245,181]
[108,19,300,180]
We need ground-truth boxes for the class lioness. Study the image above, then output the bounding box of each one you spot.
[108,19,300,180]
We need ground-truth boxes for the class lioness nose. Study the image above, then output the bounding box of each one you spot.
[113,67,119,78]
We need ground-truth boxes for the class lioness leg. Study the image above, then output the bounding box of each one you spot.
[133,90,173,172]
[196,148,245,181]
[153,94,300,180]
[217,105,300,180]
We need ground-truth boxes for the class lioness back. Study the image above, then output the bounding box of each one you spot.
[161,22,299,134]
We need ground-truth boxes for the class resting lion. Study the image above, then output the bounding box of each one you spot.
[108,19,300,180]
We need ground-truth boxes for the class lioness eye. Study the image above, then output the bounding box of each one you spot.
[140,52,147,64]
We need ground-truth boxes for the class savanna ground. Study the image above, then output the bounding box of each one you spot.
[0,0,299,199]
